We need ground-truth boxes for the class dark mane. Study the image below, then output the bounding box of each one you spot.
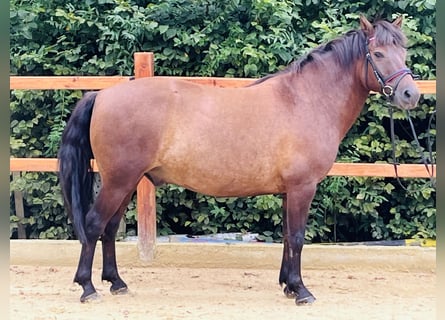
[250,19,407,86]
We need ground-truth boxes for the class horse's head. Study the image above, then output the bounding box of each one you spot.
[360,15,420,109]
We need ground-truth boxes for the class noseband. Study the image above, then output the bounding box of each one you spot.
[365,37,418,98]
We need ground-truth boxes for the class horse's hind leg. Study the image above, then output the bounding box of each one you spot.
[74,237,99,302]
[101,191,134,295]
[279,183,317,305]
[74,179,139,302]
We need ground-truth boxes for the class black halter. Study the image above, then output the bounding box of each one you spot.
[365,37,419,98]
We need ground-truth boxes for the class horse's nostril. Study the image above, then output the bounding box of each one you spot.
[404,89,411,99]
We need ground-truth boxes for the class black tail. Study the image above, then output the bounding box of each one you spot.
[58,92,97,244]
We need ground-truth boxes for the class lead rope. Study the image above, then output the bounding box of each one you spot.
[389,106,436,192]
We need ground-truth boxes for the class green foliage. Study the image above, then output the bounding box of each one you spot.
[10,0,435,242]
[10,172,71,239]
[154,186,283,241]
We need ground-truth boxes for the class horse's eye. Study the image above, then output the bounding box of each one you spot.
[374,51,384,58]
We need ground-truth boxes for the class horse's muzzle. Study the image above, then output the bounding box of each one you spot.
[393,82,420,110]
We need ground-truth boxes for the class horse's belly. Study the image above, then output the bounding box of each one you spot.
[150,161,286,197]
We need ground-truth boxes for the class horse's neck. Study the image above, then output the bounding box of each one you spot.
[296,59,369,140]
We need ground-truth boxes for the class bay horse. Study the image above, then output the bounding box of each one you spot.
[58,16,420,305]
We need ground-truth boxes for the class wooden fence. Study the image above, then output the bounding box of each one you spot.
[10,52,436,261]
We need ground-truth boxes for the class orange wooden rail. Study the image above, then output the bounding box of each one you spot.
[9,158,436,178]
[10,52,436,261]
[10,76,131,90]
[10,76,436,93]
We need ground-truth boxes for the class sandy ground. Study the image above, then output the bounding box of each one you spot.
[10,264,435,320]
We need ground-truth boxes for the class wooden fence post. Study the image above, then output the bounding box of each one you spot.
[12,172,26,239]
[134,52,157,262]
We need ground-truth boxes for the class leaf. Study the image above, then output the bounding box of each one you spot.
[159,25,169,34]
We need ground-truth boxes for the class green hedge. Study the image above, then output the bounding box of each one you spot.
[10,0,436,242]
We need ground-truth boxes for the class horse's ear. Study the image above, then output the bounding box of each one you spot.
[392,16,403,28]
[359,15,374,34]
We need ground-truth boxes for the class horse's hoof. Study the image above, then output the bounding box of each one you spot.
[80,291,100,303]
[111,286,128,295]
[295,295,316,305]
[283,286,296,299]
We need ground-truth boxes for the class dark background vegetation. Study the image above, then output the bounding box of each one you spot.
[10,0,436,242]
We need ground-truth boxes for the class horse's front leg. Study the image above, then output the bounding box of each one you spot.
[279,183,317,305]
